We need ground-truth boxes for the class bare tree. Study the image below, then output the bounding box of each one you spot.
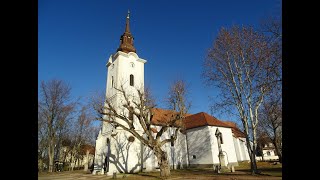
[258,16,282,163]
[93,84,187,178]
[166,79,191,115]
[259,16,282,82]
[38,103,48,172]
[202,25,280,174]
[67,105,95,171]
[38,79,75,172]
[165,79,191,170]
[258,87,282,162]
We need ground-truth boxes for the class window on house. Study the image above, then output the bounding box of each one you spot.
[130,74,134,86]
[267,151,271,156]
[129,106,134,120]
[193,155,196,159]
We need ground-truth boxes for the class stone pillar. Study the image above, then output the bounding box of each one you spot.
[230,165,235,172]
[215,128,228,173]
[219,152,226,167]
[101,167,104,175]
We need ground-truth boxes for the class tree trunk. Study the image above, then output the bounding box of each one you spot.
[251,146,258,174]
[70,152,75,171]
[84,150,89,171]
[38,159,43,172]
[154,147,171,178]
[273,138,282,163]
[48,141,54,172]
[250,151,258,174]
[243,121,258,174]
[261,147,264,161]
[251,128,259,174]
[245,135,258,174]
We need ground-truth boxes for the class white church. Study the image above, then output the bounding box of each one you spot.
[93,12,250,175]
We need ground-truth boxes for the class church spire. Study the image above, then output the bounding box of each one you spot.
[125,10,130,33]
[117,10,136,53]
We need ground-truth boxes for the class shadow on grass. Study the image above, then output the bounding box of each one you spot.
[235,168,282,177]
[238,167,282,173]
[136,172,163,179]
[172,168,282,177]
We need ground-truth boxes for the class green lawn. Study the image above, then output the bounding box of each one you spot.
[125,162,282,179]
[235,161,282,177]
[39,162,282,179]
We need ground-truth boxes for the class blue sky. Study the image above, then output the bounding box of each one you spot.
[38,0,281,122]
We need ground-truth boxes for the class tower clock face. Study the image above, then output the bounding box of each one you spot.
[130,62,135,68]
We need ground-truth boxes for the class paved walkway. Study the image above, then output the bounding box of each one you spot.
[38,171,114,180]
[38,170,282,180]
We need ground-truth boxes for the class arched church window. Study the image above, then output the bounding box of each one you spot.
[111,76,114,88]
[171,135,174,146]
[130,74,134,86]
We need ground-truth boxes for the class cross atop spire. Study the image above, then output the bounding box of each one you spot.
[125,10,131,33]
[117,10,136,53]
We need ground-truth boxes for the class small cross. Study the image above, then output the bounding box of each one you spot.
[127,10,130,18]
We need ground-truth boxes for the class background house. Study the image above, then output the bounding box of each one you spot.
[59,144,95,171]
[256,134,279,161]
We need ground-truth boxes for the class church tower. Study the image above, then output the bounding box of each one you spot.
[93,11,147,175]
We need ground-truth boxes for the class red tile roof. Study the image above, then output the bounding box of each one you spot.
[151,108,178,126]
[223,121,247,138]
[183,112,232,130]
[231,127,247,138]
[151,108,192,126]
[150,127,158,133]
[223,121,237,128]
[80,144,95,155]
[150,108,247,138]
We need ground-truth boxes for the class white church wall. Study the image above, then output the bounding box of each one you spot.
[147,126,189,170]
[93,131,107,173]
[173,130,189,169]
[105,52,147,129]
[238,137,250,161]
[208,126,238,166]
[186,126,214,167]
[142,145,156,171]
[232,137,250,162]
[233,136,242,161]
[113,52,146,91]
[165,127,188,169]
[107,130,143,174]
